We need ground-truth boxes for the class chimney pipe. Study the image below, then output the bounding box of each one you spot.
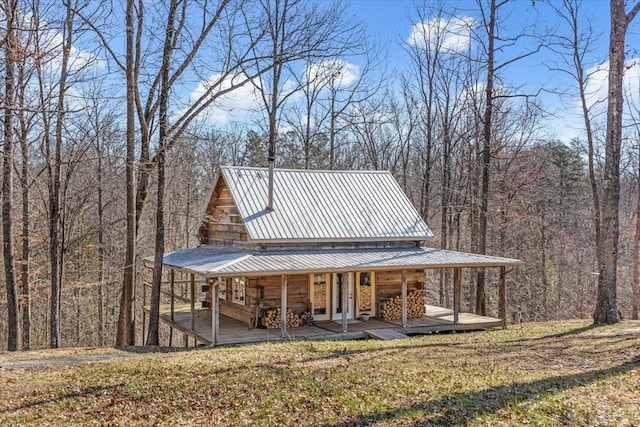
[267,156,275,210]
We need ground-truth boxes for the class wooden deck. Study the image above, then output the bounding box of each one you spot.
[146,303,504,346]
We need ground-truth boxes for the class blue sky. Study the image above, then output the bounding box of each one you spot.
[104,0,638,145]
[341,0,639,143]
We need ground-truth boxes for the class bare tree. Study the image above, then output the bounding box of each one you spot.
[45,0,77,348]
[472,0,545,315]
[404,3,471,305]
[2,0,20,351]
[15,4,39,350]
[547,0,603,312]
[81,0,269,345]
[593,0,640,324]
[145,0,178,346]
[632,140,640,320]
[243,0,363,181]
[115,0,137,347]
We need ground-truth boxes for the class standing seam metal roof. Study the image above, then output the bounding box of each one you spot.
[220,166,433,242]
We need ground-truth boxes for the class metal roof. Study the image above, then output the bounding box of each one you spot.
[148,245,523,277]
[220,166,433,243]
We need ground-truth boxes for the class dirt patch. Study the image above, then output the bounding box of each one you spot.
[1,353,137,370]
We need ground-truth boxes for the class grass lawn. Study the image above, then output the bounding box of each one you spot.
[1,320,639,426]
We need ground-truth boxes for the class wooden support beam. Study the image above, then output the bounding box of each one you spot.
[401,270,408,328]
[456,268,462,313]
[499,266,507,329]
[211,278,220,346]
[281,275,287,338]
[453,268,461,325]
[341,274,348,333]
[142,275,147,343]
[170,269,175,322]
[190,274,196,331]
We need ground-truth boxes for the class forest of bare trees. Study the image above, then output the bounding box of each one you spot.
[1,0,640,350]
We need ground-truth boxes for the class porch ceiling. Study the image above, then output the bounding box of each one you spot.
[144,245,523,277]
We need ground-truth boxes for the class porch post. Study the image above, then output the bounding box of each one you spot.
[211,279,219,346]
[281,275,287,338]
[499,266,507,329]
[170,269,175,322]
[341,274,348,333]
[215,278,220,341]
[453,268,461,325]
[401,270,408,328]
[142,277,147,343]
[190,273,196,331]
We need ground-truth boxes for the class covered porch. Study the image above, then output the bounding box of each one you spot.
[142,245,522,346]
[147,303,505,346]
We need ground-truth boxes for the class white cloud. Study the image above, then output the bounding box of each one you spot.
[582,58,640,113]
[582,62,611,112]
[407,16,475,53]
[305,59,360,89]
[186,72,263,125]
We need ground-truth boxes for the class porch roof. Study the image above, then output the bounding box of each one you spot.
[145,244,523,277]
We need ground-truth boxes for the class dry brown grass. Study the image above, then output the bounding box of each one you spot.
[1,319,638,426]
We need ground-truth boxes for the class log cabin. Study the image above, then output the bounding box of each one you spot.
[142,166,522,346]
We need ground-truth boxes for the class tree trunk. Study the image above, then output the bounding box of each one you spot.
[439,119,451,306]
[2,14,20,351]
[17,52,30,351]
[49,0,73,348]
[539,202,550,320]
[117,0,137,346]
[97,129,106,345]
[632,143,640,320]
[476,0,497,316]
[147,0,178,346]
[593,0,636,324]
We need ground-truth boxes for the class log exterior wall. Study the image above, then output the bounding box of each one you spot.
[217,270,425,325]
[375,270,425,301]
[218,274,310,325]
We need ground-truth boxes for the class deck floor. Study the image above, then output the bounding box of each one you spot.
[151,303,504,346]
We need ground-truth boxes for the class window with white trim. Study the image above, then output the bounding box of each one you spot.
[232,277,246,305]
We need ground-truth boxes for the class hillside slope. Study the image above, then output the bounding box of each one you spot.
[1,320,639,426]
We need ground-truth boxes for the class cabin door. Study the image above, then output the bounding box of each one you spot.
[332,273,354,321]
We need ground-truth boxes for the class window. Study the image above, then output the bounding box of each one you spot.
[357,271,375,316]
[313,274,328,316]
[358,272,372,311]
[232,277,245,305]
[309,273,330,321]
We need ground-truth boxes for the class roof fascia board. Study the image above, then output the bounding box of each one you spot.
[151,260,522,278]
[212,262,523,277]
[248,236,433,244]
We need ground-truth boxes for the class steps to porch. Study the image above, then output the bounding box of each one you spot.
[364,329,409,340]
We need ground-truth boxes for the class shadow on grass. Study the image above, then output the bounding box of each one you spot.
[326,359,639,427]
[536,324,599,340]
[117,345,205,354]
[3,383,126,412]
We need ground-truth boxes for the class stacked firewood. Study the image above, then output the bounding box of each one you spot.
[358,286,372,311]
[262,308,313,328]
[380,290,425,320]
